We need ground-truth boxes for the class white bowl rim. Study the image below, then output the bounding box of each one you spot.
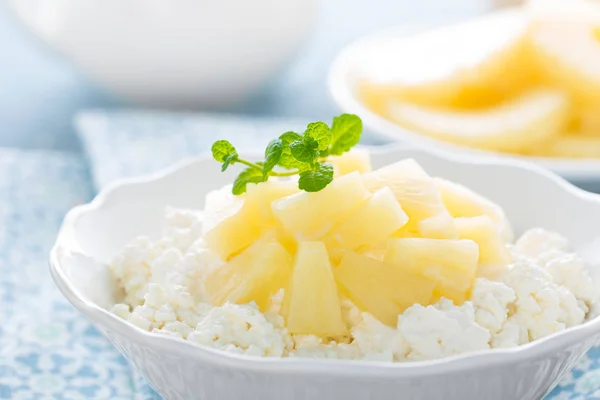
[327,9,600,182]
[50,145,600,377]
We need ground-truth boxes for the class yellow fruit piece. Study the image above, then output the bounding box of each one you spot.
[455,216,513,279]
[246,180,299,229]
[385,89,570,154]
[322,187,409,260]
[362,159,448,229]
[204,230,293,311]
[335,251,435,326]
[203,180,298,260]
[282,242,347,337]
[530,17,600,104]
[435,177,514,242]
[534,135,600,158]
[358,11,533,110]
[418,212,459,239]
[384,238,479,305]
[329,148,372,176]
[272,172,370,240]
[202,187,261,260]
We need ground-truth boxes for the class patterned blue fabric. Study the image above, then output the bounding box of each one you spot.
[0,149,159,399]
[1,111,600,399]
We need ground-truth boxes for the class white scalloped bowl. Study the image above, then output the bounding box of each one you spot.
[50,147,600,400]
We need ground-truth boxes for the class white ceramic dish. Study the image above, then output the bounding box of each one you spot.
[50,147,600,400]
[7,0,316,108]
[328,9,600,184]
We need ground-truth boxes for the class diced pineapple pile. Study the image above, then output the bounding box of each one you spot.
[359,0,600,158]
[202,151,513,337]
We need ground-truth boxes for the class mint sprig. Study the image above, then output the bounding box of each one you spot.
[210,114,362,195]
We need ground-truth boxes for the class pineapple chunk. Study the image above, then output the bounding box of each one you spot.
[435,177,514,242]
[335,251,435,326]
[246,180,299,229]
[329,148,372,176]
[282,242,347,337]
[418,212,459,239]
[362,159,448,227]
[322,187,409,260]
[203,180,298,260]
[204,230,293,311]
[202,187,261,260]
[385,89,570,153]
[272,172,370,240]
[384,238,479,304]
[455,216,512,279]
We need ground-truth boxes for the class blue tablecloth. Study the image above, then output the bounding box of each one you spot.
[2,0,600,398]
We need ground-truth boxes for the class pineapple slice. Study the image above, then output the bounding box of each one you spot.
[202,187,261,260]
[455,216,512,279]
[204,230,293,311]
[203,180,298,260]
[272,172,370,240]
[335,251,435,326]
[533,135,600,158]
[385,89,570,153]
[282,241,347,337]
[358,11,532,110]
[329,148,372,176]
[322,187,409,260]
[435,177,514,242]
[418,212,459,239]
[529,15,600,105]
[362,159,455,236]
[384,238,479,304]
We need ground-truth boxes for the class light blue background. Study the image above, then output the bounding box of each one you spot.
[0,0,488,152]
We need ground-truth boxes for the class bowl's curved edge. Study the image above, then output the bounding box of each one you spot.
[49,147,600,377]
[326,11,600,182]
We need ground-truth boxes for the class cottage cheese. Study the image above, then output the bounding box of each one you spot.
[109,208,598,362]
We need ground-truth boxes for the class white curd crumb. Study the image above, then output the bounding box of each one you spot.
[187,303,287,357]
[351,313,407,361]
[127,314,152,331]
[499,260,584,344]
[470,278,516,335]
[340,297,363,329]
[111,303,131,320]
[163,321,194,339]
[398,299,490,361]
[514,228,569,259]
[290,335,363,360]
[539,251,596,313]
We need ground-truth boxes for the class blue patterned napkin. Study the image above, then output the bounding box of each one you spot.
[0,148,159,399]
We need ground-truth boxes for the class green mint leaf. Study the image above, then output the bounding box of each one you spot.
[304,122,332,151]
[298,163,334,192]
[212,140,237,162]
[278,131,304,169]
[232,167,267,195]
[290,138,319,163]
[221,153,238,172]
[329,114,362,155]
[263,139,283,176]
[280,131,302,144]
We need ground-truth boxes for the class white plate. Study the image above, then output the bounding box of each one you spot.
[328,9,600,185]
[50,147,600,400]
